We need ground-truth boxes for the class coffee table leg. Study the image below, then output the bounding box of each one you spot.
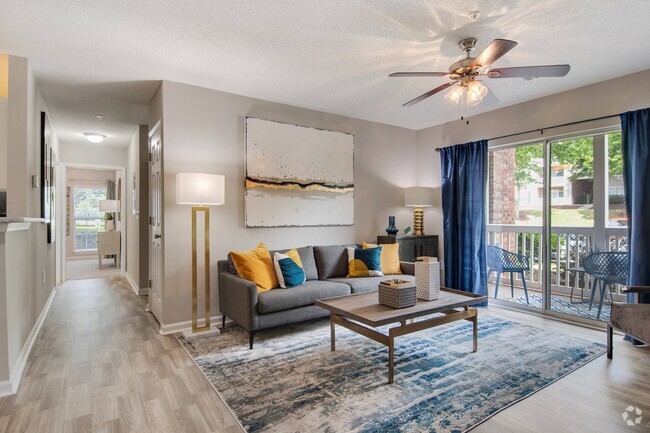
[388,337,394,384]
[330,317,336,351]
[472,314,478,353]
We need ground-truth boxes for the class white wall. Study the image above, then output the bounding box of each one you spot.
[155,80,419,325]
[416,68,650,266]
[58,141,127,168]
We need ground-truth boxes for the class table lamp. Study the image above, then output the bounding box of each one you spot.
[176,173,225,333]
[404,187,434,236]
[99,199,119,231]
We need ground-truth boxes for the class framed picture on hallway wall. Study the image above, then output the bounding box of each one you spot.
[244,117,354,227]
[40,111,55,244]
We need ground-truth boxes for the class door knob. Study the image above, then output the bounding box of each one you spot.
[154,234,162,239]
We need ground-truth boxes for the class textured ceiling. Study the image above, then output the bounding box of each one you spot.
[2,0,650,148]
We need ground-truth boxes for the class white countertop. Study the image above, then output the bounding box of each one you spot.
[0,217,47,224]
[0,217,47,232]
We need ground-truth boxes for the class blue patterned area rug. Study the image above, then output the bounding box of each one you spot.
[509,293,612,321]
[179,316,604,433]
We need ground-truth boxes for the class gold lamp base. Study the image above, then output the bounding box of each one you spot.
[412,206,425,236]
[192,206,211,333]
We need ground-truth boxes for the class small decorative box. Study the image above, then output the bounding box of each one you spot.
[415,257,440,301]
[378,279,417,308]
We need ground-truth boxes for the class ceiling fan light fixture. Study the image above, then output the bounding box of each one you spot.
[444,85,464,105]
[83,132,106,143]
[466,81,488,106]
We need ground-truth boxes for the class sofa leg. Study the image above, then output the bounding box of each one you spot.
[607,324,613,359]
[221,315,226,330]
[249,331,256,350]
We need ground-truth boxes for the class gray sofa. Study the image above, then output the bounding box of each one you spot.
[218,244,415,348]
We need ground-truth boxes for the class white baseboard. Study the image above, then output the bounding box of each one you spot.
[159,314,226,335]
[125,273,149,296]
[0,287,56,398]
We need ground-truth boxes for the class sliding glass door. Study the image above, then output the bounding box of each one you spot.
[487,130,627,324]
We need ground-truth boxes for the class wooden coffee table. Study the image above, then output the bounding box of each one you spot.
[316,288,487,384]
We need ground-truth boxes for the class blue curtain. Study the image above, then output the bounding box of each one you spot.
[440,140,488,301]
[621,108,650,307]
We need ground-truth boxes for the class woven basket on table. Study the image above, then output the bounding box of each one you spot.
[378,280,417,308]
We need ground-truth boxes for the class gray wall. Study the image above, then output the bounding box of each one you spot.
[154,80,419,326]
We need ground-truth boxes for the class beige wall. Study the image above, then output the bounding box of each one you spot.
[154,80,418,326]
[125,125,149,291]
[416,68,650,268]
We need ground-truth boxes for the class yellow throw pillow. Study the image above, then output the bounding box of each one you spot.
[230,243,279,293]
[362,241,401,275]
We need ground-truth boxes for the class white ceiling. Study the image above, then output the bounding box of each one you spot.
[2,0,650,148]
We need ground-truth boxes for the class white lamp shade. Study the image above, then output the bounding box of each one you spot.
[99,199,119,212]
[176,173,225,206]
[404,187,435,207]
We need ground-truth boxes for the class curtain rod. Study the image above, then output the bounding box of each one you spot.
[434,113,620,152]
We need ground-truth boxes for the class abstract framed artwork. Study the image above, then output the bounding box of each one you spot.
[245,117,354,227]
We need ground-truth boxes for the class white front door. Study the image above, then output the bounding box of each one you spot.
[148,123,163,324]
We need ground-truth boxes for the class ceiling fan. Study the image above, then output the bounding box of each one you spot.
[390,37,570,107]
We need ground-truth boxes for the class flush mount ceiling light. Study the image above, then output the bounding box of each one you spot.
[83,132,106,143]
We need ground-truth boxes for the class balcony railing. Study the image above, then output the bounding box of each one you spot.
[487,224,628,300]
[74,217,106,251]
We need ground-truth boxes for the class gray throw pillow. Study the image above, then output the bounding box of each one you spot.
[314,245,349,280]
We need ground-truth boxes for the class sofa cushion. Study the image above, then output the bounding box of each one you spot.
[272,246,318,281]
[346,246,383,277]
[314,245,350,280]
[230,243,279,293]
[273,249,306,288]
[257,280,351,314]
[327,274,416,294]
[363,241,401,275]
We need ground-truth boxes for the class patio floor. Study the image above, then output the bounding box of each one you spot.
[487,282,611,322]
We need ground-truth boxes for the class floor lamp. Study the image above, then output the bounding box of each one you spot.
[176,173,225,335]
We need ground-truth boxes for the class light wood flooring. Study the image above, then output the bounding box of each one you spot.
[66,257,121,281]
[0,276,242,433]
[0,276,649,433]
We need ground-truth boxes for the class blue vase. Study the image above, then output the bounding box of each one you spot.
[386,216,398,235]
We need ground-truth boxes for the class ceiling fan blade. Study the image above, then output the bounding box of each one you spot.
[403,82,456,106]
[487,65,571,79]
[389,72,449,77]
[470,39,518,68]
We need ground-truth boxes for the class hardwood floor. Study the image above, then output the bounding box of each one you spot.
[0,276,648,432]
